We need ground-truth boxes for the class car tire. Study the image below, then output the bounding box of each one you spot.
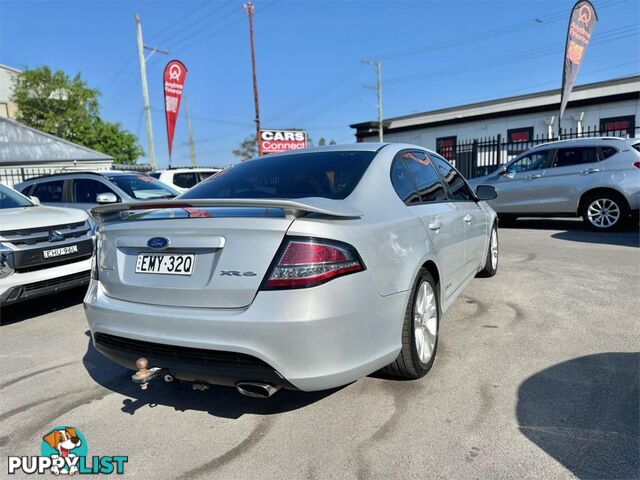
[581,192,629,231]
[477,224,498,277]
[383,268,439,379]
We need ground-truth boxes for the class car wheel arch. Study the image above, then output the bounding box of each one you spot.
[578,187,629,214]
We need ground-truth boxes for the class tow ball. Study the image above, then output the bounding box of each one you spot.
[132,358,166,390]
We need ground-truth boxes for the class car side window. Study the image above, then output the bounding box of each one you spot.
[174,172,199,189]
[506,151,549,174]
[429,154,474,201]
[390,157,420,204]
[601,147,617,159]
[400,151,448,203]
[553,147,599,168]
[31,180,64,203]
[73,179,117,203]
[198,171,215,182]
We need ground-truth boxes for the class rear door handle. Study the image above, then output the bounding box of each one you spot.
[463,215,472,224]
[581,168,601,174]
[428,221,442,232]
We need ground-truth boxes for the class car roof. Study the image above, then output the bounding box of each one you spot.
[530,136,629,150]
[18,170,152,183]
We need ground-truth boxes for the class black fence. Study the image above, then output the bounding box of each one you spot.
[448,125,638,179]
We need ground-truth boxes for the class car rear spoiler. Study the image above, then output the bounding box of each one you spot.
[91,197,363,222]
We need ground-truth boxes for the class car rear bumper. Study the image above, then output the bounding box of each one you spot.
[83,273,407,391]
[0,258,91,306]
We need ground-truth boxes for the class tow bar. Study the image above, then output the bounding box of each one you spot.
[131,358,166,390]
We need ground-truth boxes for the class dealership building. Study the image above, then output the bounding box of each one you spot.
[350,75,639,158]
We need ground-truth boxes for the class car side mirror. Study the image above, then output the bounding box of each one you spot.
[476,184,497,201]
[497,166,508,176]
[29,196,41,205]
[96,192,118,204]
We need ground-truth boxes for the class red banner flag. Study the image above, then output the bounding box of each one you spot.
[163,60,188,159]
[560,1,597,124]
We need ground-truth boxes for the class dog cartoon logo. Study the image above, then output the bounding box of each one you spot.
[41,426,87,475]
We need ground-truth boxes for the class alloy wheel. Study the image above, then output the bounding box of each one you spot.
[490,228,498,270]
[587,198,620,229]
[414,281,438,364]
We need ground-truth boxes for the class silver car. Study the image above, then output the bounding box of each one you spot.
[469,137,640,230]
[84,144,498,397]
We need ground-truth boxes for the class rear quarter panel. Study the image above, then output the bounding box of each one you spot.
[289,145,441,298]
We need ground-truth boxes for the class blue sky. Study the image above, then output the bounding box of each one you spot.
[1,0,638,168]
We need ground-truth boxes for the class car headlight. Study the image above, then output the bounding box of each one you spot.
[0,243,15,279]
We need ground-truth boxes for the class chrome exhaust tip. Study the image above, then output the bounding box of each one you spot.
[236,382,280,398]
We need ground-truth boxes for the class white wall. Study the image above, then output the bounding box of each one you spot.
[365,98,639,148]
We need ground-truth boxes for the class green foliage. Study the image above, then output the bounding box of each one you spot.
[232,134,258,159]
[12,66,144,164]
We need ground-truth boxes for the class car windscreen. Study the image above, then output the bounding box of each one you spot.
[107,175,179,200]
[0,184,34,209]
[181,151,376,200]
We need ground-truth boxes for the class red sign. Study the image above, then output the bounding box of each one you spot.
[259,129,308,155]
[163,60,188,158]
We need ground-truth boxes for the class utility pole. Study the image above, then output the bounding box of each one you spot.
[185,95,197,167]
[135,14,168,170]
[362,60,383,142]
[244,1,262,156]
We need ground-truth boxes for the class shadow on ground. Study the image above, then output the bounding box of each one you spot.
[517,352,639,479]
[500,218,639,248]
[0,287,86,326]
[82,332,339,419]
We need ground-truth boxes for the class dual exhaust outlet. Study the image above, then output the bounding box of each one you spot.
[132,357,280,398]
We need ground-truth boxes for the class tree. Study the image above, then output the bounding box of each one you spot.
[318,137,326,146]
[12,66,144,164]
[329,139,336,145]
[232,134,258,160]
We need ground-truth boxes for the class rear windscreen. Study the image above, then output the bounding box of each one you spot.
[181,151,376,200]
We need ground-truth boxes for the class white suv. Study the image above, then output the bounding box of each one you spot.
[150,168,221,193]
[0,183,93,306]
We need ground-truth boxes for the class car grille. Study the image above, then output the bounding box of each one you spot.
[23,271,89,292]
[12,238,93,272]
[94,333,271,368]
[16,253,93,273]
[0,221,90,246]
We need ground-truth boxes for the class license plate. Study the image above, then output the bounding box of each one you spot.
[43,245,78,259]
[135,253,195,276]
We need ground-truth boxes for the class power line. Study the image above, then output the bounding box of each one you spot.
[374,0,627,61]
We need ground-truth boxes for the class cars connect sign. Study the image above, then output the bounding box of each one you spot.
[259,129,308,154]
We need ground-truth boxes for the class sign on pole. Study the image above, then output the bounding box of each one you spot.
[163,60,188,162]
[259,129,308,155]
[559,1,598,126]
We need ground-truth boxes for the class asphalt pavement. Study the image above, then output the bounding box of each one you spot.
[1,218,638,480]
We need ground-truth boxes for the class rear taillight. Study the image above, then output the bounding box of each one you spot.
[633,161,640,169]
[90,235,99,280]
[261,237,365,290]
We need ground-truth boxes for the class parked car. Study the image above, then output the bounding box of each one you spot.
[16,171,180,211]
[85,144,498,397]
[468,137,640,230]
[0,183,93,306]
[149,168,222,193]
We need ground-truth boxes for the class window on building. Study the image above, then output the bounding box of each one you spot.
[552,147,599,168]
[600,115,636,138]
[32,180,64,203]
[400,151,447,203]
[429,154,474,201]
[436,136,457,161]
[507,127,534,156]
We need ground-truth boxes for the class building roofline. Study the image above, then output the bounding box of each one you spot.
[0,116,114,162]
[350,75,640,129]
[0,64,22,74]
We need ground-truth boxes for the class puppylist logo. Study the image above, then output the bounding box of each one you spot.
[7,426,127,475]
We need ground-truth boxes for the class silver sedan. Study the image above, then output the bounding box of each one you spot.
[84,144,498,397]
